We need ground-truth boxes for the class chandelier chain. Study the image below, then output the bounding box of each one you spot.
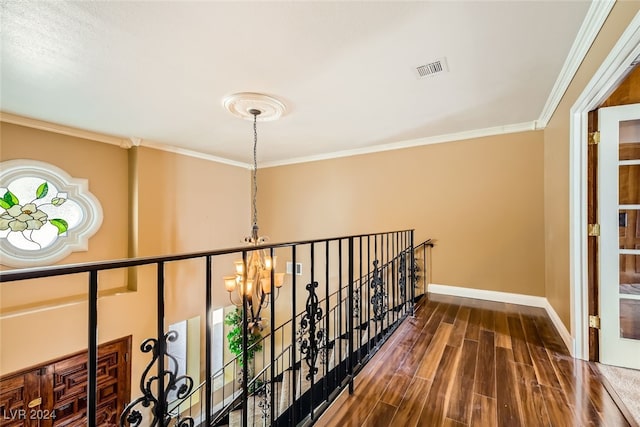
[252,112,258,230]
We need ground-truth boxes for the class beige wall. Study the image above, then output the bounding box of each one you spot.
[136,146,250,257]
[259,131,546,297]
[0,123,129,265]
[0,123,250,388]
[543,1,640,330]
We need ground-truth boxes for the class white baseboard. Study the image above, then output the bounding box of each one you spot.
[427,283,575,356]
[543,299,575,356]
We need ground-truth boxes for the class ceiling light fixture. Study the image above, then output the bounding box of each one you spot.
[223,93,286,330]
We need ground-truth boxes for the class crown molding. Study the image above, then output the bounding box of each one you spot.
[1,111,537,170]
[2,111,537,170]
[139,140,251,169]
[261,121,537,168]
[537,0,615,128]
[0,111,129,147]
[0,112,251,169]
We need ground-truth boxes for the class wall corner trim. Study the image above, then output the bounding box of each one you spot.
[537,0,615,128]
[427,283,575,356]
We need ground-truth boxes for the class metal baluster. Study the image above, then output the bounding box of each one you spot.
[88,270,98,426]
[324,241,330,404]
[338,240,343,379]
[310,242,315,421]
[358,237,362,364]
[373,235,378,345]
[393,232,398,319]
[270,248,276,426]
[391,235,395,323]
[205,256,213,426]
[410,231,416,317]
[347,237,354,394]
[241,251,248,427]
[291,245,297,426]
[157,262,166,424]
[366,235,371,351]
[385,233,390,334]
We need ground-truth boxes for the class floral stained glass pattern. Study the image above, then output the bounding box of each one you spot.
[0,177,81,250]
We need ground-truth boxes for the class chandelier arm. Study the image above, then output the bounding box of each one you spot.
[246,294,256,323]
[254,293,266,320]
[229,292,242,308]
[259,292,269,309]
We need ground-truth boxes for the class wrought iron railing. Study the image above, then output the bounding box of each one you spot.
[0,230,433,426]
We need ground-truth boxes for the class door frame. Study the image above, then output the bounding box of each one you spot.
[570,11,640,360]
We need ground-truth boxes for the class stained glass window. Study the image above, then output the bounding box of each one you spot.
[0,160,103,267]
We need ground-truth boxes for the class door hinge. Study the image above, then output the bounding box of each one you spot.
[124,352,129,363]
[588,131,600,145]
[589,315,601,329]
[588,223,600,236]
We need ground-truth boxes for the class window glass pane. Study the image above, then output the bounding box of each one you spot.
[212,308,224,389]
[619,209,640,250]
[620,298,640,340]
[619,141,640,161]
[0,178,83,250]
[619,119,640,160]
[619,253,640,294]
[167,320,188,402]
[619,165,640,205]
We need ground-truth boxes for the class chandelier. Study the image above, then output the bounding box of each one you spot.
[223,93,286,328]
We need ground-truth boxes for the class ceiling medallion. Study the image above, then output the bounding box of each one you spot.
[223,92,286,121]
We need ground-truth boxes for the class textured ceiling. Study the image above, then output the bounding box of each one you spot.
[1,1,591,165]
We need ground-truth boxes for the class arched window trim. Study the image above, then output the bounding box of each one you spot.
[0,159,103,267]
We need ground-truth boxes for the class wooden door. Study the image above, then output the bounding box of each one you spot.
[0,369,51,427]
[0,336,131,427]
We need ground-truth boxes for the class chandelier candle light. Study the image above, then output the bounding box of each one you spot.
[223,93,287,330]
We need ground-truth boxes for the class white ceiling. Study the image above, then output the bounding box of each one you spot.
[1,1,592,166]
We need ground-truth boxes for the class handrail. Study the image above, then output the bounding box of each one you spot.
[0,229,413,282]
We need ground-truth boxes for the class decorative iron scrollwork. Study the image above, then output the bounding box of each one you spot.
[370,260,387,322]
[297,326,327,365]
[353,286,360,319]
[411,256,421,285]
[398,253,407,302]
[120,331,194,427]
[256,381,271,420]
[298,281,325,381]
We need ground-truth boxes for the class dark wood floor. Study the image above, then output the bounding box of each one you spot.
[315,293,633,427]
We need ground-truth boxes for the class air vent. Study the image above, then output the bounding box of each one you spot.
[415,57,449,79]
